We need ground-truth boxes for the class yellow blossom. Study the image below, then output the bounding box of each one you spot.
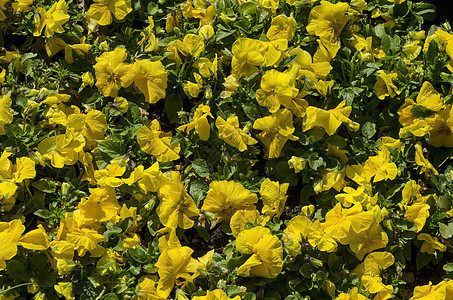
[374,70,400,100]
[202,180,258,222]
[415,142,438,175]
[215,116,257,152]
[137,119,180,162]
[78,187,120,223]
[33,0,70,38]
[37,130,85,168]
[256,69,299,113]
[0,219,25,270]
[0,95,13,135]
[417,233,447,254]
[306,1,349,42]
[93,47,135,98]
[267,15,297,41]
[236,226,283,278]
[54,282,75,300]
[253,109,298,158]
[157,172,199,229]
[178,104,213,141]
[260,178,289,218]
[404,202,430,232]
[303,101,354,136]
[94,163,126,187]
[133,59,168,104]
[66,227,105,257]
[18,224,50,251]
[86,0,132,32]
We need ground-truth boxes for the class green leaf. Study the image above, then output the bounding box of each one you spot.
[444,263,453,272]
[381,35,391,54]
[439,222,453,239]
[280,55,298,68]
[362,122,376,139]
[189,180,209,206]
[410,105,434,118]
[165,94,183,123]
[102,293,120,300]
[308,153,326,171]
[374,24,386,38]
[192,158,213,178]
[416,251,432,270]
[32,179,57,193]
[98,139,124,158]
[237,1,260,14]
[195,226,210,242]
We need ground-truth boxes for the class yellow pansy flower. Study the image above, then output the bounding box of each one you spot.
[253,109,298,158]
[94,47,135,98]
[404,202,430,232]
[426,106,453,148]
[230,209,265,237]
[155,246,197,298]
[306,1,349,42]
[37,130,85,168]
[201,180,258,222]
[0,181,18,211]
[54,282,75,300]
[184,73,204,98]
[78,187,120,223]
[336,186,378,209]
[347,215,388,260]
[231,38,287,78]
[86,0,132,32]
[374,70,400,100]
[417,233,447,254]
[66,227,105,257]
[112,97,129,113]
[12,0,33,12]
[81,72,95,88]
[193,55,217,78]
[215,116,257,152]
[45,37,92,64]
[135,275,165,300]
[361,276,393,300]
[0,95,13,135]
[178,104,213,141]
[303,100,354,136]
[157,172,199,229]
[255,69,299,113]
[322,203,375,244]
[0,219,25,270]
[18,224,50,250]
[260,178,289,218]
[414,142,439,175]
[288,156,306,173]
[133,59,167,104]
[94,163,126,187]
[133,163,170,194]
[236,226,283,278]
[314,170,345,193]
[198,24,215,42]
[220,75,241,99]
[33,0,70,38]
[335,287,368,300]
[353,251,395,278]
[138,16,158,52]
[287,47,333,80]
[137,119,180,162]
[283,215,313,257]
[363,151,398,182]
[267,15,297,41]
